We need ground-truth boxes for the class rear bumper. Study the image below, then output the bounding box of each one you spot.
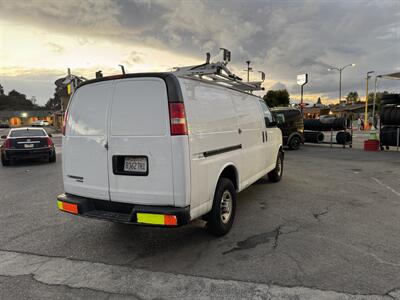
[57,193,191,227]
[4,147,53,160]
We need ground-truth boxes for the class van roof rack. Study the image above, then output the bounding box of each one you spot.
[173,49,265,93]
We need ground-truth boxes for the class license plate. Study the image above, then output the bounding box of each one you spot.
[124,157,147,173]
[24,144,34,148]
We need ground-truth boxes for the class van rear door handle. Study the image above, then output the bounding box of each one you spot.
[103,142,109,150]
[238,128,242,134]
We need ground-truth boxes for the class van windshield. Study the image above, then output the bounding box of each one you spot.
[10,129,46,137]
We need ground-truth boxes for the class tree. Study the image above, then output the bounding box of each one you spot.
[346,91,359,104]
[45,92,61,110]
[263,89,290,107]
[367,91,389,112]
[317,97,322,104]
[0,84,4,96]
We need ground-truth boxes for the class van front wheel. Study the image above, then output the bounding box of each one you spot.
[268,151,283,182]
[206,178,236,236]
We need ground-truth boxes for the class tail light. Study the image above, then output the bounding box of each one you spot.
[47,137,53,147]
[4,139,11,149]
[62,109,68,135]
[169,102,188,135]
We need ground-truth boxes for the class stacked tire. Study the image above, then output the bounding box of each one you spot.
[380,94,400,147]
[304,131,324,143]
[304,117,346,131]
[336,132,352,144]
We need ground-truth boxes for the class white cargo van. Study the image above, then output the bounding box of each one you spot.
[57,72,283,235]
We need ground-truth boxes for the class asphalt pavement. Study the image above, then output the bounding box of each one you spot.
[1,145,400,299]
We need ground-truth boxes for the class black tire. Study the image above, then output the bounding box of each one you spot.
[1,153,10,166]
[49,149,56,163]
[385,109,392,125]
[288,135,301,150]
[381,94,400,106]
[206,178,236,236]
[390,109,397,125]
[396,108,400,124]
[268,151,283,183]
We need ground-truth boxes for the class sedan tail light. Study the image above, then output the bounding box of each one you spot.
[4,139,11,149]
[47,137,53,147]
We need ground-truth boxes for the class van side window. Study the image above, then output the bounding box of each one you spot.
[274,113,285,125]
[259,101,274,127]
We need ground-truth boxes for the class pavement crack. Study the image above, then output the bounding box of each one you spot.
[223,224,301,255]
[313,209,328,220]
[272,226,282,250]
[312,204,335,221]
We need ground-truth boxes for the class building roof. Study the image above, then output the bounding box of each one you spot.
[330,102,373,112]
[0,110,55,118]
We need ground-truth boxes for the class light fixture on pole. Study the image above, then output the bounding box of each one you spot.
[328,63,356,104]
[364,71,375,130]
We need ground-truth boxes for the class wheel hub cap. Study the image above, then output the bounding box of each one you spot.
[220,190,232,224]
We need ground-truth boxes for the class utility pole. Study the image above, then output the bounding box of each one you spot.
[364,71,375,131]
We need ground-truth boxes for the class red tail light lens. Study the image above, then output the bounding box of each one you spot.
[4,139,11,149]
[47,137,53,147]
[169,103,188,135]
[62,109,68,135]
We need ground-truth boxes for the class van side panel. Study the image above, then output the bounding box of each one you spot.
[63,81,113,200]
[230,90,266,188]
[179,78,241,219]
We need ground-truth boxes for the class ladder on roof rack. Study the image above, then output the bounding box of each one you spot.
[173,49,265,93]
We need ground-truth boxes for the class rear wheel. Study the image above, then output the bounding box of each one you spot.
[49,149,56,163]
[1,153,10,166]
[288,136,301,150]
[268,151,283,183]
[206,178,236,236]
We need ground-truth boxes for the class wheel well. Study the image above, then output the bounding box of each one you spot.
[219,165,238,191]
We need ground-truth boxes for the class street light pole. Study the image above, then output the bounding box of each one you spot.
[339,69,342,104]
[328,63,355,103]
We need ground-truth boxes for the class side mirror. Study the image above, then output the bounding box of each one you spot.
[48,134,52,137]
[269,121,277,127]
[1,135,6,139]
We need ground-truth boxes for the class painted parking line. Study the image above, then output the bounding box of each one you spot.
[371,177,400,197]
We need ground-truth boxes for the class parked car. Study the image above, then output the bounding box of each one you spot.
[32,120,50,127]
[57,73,283,236]
[0,123,10,128]
[271,107,304,150]
[1,127,56,166]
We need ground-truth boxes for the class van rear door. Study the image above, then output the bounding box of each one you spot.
[108,78,174,206]
[63,81,113,200]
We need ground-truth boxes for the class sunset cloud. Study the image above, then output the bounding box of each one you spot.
[0,0,399,105]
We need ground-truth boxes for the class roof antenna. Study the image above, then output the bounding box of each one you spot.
[206,52,210,64]
[119,65,126,75]
[95,71,103,78]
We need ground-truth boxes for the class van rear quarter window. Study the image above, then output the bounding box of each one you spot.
[68,82,112,136]
[110,79,169,136]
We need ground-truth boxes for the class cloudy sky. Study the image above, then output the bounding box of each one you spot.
[0,0,399,105]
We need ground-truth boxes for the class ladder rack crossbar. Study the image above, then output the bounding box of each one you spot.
[173,57,264,93]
